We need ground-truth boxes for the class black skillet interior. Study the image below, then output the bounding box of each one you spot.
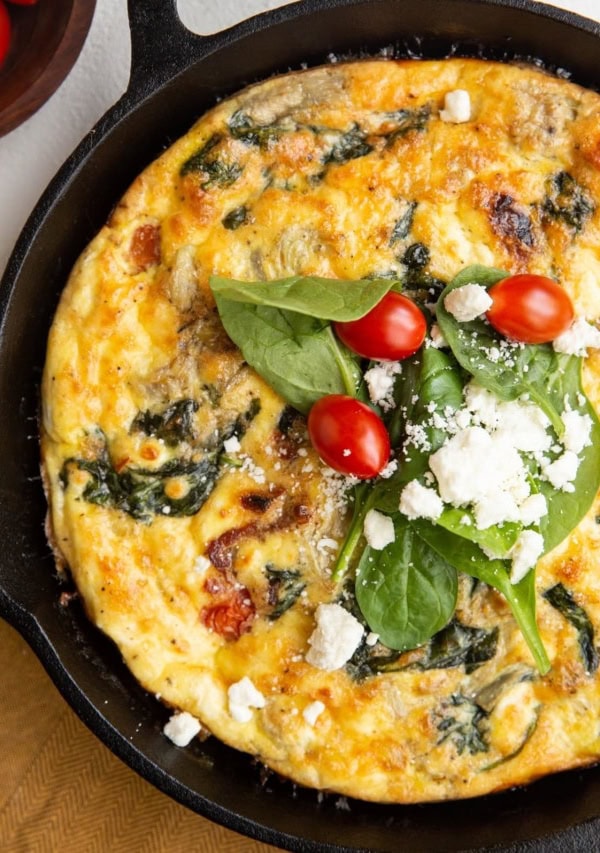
[2,0,600,850]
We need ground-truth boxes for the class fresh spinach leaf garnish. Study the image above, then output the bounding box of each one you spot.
[212,298,361,414]
[130,399,198,446]
[210,274,394,322]
[435,694,489,755]
[355,514,458,651]
[413,521,550,674]
[180,133,243,187]
[543,582,599,674]
[542,171,595,233]
[436,266,566,434]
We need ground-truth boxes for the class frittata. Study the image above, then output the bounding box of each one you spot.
[41,58,600,803]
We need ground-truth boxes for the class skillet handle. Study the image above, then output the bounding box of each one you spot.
[126,0,211,94]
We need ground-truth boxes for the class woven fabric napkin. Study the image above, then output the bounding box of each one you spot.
[0,618,279,853]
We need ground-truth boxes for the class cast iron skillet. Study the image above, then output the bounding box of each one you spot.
[2,1,600,850]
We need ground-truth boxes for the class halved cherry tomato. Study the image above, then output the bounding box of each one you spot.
[486,274,574,344]
[334,291,426,360]
[0,2,11,69]
[308,395,390,479]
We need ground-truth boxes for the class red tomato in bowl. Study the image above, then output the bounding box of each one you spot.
[334,291,426,360]
[0,2,11,68]
[486,274,574,344]
[308,395,390,479]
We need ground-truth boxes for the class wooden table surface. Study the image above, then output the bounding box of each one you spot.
[0,617,281,853]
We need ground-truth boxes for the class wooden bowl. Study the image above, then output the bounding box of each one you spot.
[0,0,96,137]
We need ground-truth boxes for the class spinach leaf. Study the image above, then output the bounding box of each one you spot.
[543,583,599,674]
[435,694,489,755]
[222,205,248,230]
[542,171,595,233]
[210,274,394,322]
[324,124,373,164]
[180,133,243,187]
[130,399,198,446]
[228,110,284,148]
[213,298,361,413]
[389,201,417,246]
[414,618,499,673]
[266,566,306,620]
[436,266,565,434]
[481,706,540,771]
[435,507,521,558]
[355,514,457,651]
[63,451,218,523]
[538,356,600,552]
[413,520,550,674]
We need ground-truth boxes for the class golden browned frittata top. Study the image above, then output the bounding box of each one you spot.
[41,58,600,803]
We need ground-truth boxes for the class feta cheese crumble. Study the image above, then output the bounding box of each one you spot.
[364,361,402,411]
[429,323,448,349]
[228,676,266,723]
[303,700,325,726]
[223,435,241,453]
[561,409,593,454]
[163,711,201,747]
[542,450,579,492]
[519,493,548,526]
[193,555,211,574]
[444,284,492,322]
[305,603,364,671]
[553,317,600,356]
[399,480,444,521]
[363,509,395,550]
[440,89,472,123]
[510,530,545,585]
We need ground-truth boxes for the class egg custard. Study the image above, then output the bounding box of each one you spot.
[41,58,600,803]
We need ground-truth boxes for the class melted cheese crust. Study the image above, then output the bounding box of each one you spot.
[41,58,600,803]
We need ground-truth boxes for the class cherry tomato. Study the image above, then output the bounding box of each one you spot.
[486,274,574,344]
[0,2,11,69]
[308,395,390,479]
[334,291,427,360]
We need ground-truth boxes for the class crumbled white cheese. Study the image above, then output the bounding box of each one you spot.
[399,480,444,521]
[429,323,448,349]
[510,530,545,585]
[317,537,339,554]
[364,361,402,411]
[440,89,471,123]
[430,427,523,505]
[228,676,266,723]
[444,284,492,322]
[305,603,364,671]
[223,435,241,453]
[473,490,520,530]
[303,700,325,726]
[561,409,593,454]
[193,555,211,574]
[494,399,552,453]
[163,711,201,747]
[519,493,548,526]
[542,450,579,492]
[553,317,600,356]
[379,459,398,479]
[365,632,379,646]
[363,509,395,550]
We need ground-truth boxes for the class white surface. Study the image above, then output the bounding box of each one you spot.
[0,0,598,275]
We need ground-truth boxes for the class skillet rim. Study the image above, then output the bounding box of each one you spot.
[2,1,600,850]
